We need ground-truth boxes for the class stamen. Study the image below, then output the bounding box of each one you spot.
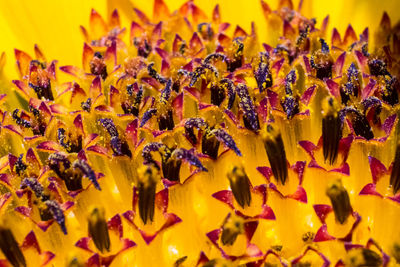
[227,38,244,72]
[221,214,244,246]
[368,58,390,77]
[189,63,219,87]
[99,118,132,157]
[210,83,226,107]
[57,128,82,153]
[326,179,352,224]
[184,117,208,144]
[140,108,157,127]
[160,79,172,104]
[21,177,44,199]
[219,78,235,109]
[15,154,27,176]
[81,98,92,112]
[0,227,26,267]
[210,129,242,156]
[12,109,31,128]
[310,41,333,80]
[158,109,174,131]
[48,154,84,191]
[201,130,220,159]
[339,107,374,140]
[45,200,67,234]
[227,166,251,208]
[90,52,108,80]
[253,52,272,93]
[72,160,101,190]
[340,63,360,104]
[390,142,400,195]
[134,38,152,58]
[361,97,382,125]
[137,165,159,224]
[88,207,110,253]
[148,63,168,84]
[281,96,300,119]
[197,23,214,40]
[142,142,166,165]
[236,84,260,131]
[322,97,342,165]
[382,77,399,106]
[262,125,288,185]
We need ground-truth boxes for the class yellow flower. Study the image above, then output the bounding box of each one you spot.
[0,0,400,266]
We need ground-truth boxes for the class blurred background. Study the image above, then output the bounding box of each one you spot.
[0,0,399,77]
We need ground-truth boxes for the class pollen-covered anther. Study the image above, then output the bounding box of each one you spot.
[0,227,26,267]
[326,179,352,224]
[81,98,92,112]
[12,109,31,128]
[368,58,390,77]
[90,52,108,80]
[227,166,251,208]
[137,164,159,224]
[322,97,342,165]
[99,118,132,157]
[236,84,259,131]
[253,52,272,93]
[58,128,82,153]
[45,200,67,234]
[48,153,84,191]
[28,60,54,100]
[345,248,382,267]
[339,107,374,140]
[310,39,333,80]
[88,207,111,253]
[262,124,288,185]
[221,214,244,246]
[390,141,400,195]
[72,159,101,190]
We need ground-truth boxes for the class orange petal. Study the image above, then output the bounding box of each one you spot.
[14,49,32,77]
[153,0,170,21]
[233,25,248,39]
[260,0,272,19]
[278,0,293,10]
[212,4,221,24]
[343,24,357,45]
[34,44,46,62]
[110,9,120,28]
[331,28,342,47]
[134,8,150,24]
[82,43,94,71]
[90,9,108,39]
[380,11,391,30]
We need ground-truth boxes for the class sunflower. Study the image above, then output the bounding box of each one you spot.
[0,0,400,266]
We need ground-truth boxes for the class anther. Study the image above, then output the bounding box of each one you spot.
[227,166,251,208]
[0,227,26,267]
[322,97,342,165]
[227,38,244,72]
[236,84,260,132]
[21,178,44,199]
[14,154,27,176]
[45,200,67,234]
[310,40,333,80]
[262,125,288,185]
[382,77,399,106]
[72,160,101,190]
[368,58,390,77]
[184,117,208,144]
[88,207,110,253]
[253,52,272,93]
[81,98,92,112]
[326,179,352,224]
[221,214,244,246]
[137,165,159,224]
[147,63,167,84]
[339,107,374,140]
[90,52,108,80]
[219,78,236,109]
[12,109,31,128]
